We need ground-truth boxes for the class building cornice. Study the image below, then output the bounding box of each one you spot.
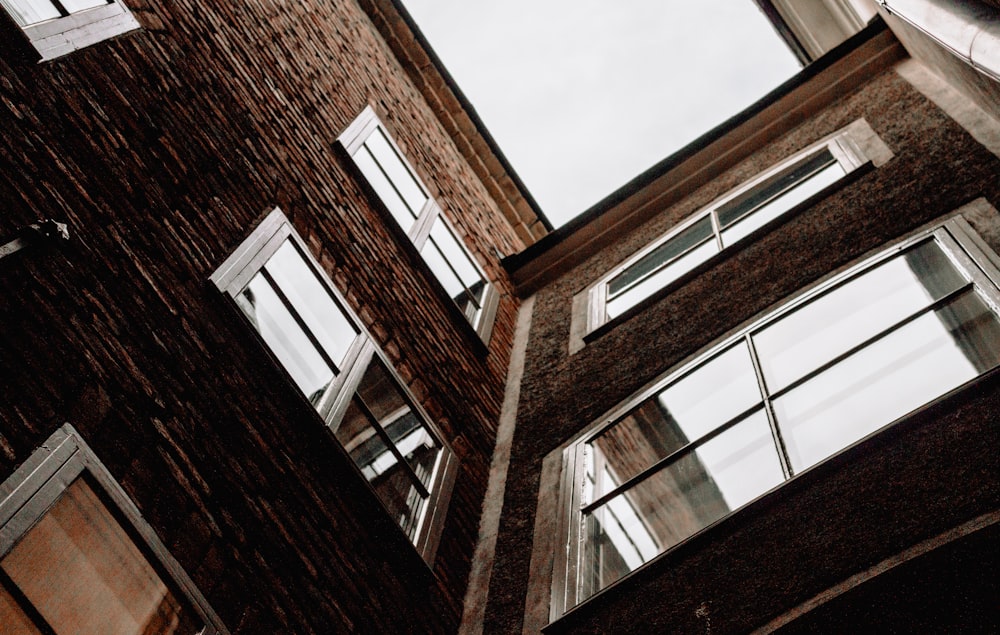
[357,0,552,249]
[503,19,905,296]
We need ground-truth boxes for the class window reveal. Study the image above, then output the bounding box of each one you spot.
[211,208,457,563]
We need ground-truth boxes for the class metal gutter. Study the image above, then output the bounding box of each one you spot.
[877,0,1000,81]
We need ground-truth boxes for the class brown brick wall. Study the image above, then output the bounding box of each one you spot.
[0,1,521,632]
[487,68,1000,632]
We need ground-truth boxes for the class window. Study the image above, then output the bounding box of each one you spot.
[1,0,139,60]
[339,106,499,343]
[0,424,228,634]
[211,208,457,564]
[586,130,868,333]
[556,216,1000,610]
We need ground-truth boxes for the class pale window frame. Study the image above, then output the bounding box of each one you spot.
[1,0,139,61]
[553,214,1000,616]
[0,423,229,634]
[584,127,871,337]
[210,207,458,565]
[339,106,500,345]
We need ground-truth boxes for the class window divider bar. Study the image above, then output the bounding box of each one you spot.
[258,268,341,376]
[763,281,975,403]
[608,232,716,301]
[580,401,767,515]
[353,397,431,499]
[745,333,793,479]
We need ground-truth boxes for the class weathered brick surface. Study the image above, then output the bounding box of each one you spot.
[487,69,1000,632]
[0,2,522,632]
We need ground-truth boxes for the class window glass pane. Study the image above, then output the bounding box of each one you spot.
[773,289,1000,472]
[239,273,334,402]
[420,233,471,310]
[353,145,418,232]
[354,357,440,488]
[264,240,358,371]
[608,216,714,298]
[717,150,836,228]
[754,239,968,392]
[428,218,485,304]
[338,398,428,540]
[585,342,761,501]
[60,0,107,13]
[606,238,719,319]
[0,479,202,635]
[364,128,428,221]
[582,411,782,595]
[0,0,60,25]
[720,159,846,246]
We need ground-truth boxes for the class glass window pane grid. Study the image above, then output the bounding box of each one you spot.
[353,396,430,499]
[425,234,483,311]
[600,144,851,326]
[715,149,836,230]
[258,268,342,377]
[589,280,979,517]
[607,216,715,300]
[582,402,768,515]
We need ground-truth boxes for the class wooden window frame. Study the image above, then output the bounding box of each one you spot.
[1,0,139,61]
[339,106,499,345]
[583,128,870,337]
[210,207,458,565]
[0,423,229,634]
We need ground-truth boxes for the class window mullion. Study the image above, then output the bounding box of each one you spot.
[48,0,71,17]
[580,400,766,515]
[353,396,431,498]
[745,333,793,479]
[710,209,724,251]
[609,227,716,300]
[365,139,426,229]
[764,281,975,403]
[258,268,341,375]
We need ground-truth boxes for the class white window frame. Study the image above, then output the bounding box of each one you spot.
[210,207,458,565]
[0,423,229,634]
[339,106,500,344]
[1,0,139,61]
[584,128,870,336]
[554,214,1000,615]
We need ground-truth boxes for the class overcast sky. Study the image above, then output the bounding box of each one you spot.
[400,1,803,227]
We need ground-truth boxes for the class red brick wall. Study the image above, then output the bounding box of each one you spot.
[0,1,521,632]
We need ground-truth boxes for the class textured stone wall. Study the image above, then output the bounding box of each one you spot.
[0,1,522,632]
[487,67,1000,632]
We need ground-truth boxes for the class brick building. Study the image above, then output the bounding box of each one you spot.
[0,1,997,634]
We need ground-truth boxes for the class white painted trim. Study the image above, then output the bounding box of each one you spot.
[459,295,535,634]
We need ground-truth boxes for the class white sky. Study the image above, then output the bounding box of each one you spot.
[400,1,803,227]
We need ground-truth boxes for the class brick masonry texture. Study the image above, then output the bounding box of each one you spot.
[484,68,1000,633]
[0,2,523,633]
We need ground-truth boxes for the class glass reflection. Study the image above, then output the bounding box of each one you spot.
[607,239,719,319]
[429,219,485,307]
[60,0,108,13]
[354,357,440,488]
[583,412,782,594]
[608,216,715,298]
[365,129,428,220]
[774,290,1000,471]
[720,159,846,246]
[238,274,333,400]
[586,342,761,501]
[1,0,61,26]
[265,241,358,371]
[754,239,967,392]
[0,479,201,635]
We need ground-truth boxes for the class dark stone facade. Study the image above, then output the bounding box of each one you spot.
[488,62,1000,632]
[0,1,525,632]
